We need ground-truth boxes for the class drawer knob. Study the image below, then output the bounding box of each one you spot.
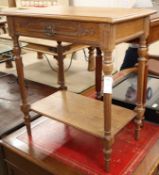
[44,25,56,36]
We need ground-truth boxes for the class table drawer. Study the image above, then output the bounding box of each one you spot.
[12,17,100,45]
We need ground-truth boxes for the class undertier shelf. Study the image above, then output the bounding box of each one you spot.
[31,91,136,138]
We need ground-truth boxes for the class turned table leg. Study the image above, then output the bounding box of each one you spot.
[37,52,43,59]
[56,41,67,90]
[95,47,102,99]
[3,54,13,68]
[102,50,113,172]
[141,60,148,128]
[88,47,95,71]
[135,35,148,140]
[13,35,31,137]
[5,59,13,68]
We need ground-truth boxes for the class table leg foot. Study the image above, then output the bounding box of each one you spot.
[134,107,144,140]
[21,104,32,137]
[37,52,43,59]
[96,92,102,100]
[104,140,112,173]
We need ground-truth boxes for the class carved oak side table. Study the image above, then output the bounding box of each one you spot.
[0,6,155,172]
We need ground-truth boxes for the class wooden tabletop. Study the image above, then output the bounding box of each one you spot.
[0,6,156,23]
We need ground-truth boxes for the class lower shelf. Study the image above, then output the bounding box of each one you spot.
[31,91,136,138]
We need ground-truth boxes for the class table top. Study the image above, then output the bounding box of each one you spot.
[0,6,156,23]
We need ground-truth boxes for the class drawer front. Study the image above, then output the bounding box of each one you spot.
[13,17,100,45]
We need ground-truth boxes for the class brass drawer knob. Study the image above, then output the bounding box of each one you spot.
[44,25,56,36]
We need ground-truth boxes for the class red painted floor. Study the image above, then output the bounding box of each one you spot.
[17,117,159,175]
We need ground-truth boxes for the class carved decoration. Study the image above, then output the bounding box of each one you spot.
[17,21,96,37]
